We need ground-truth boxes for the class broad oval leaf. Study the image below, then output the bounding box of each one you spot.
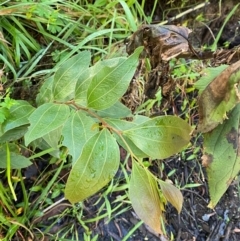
[74,58,125,101]
[202,103,240,208]
[194,65,228,94]
[25,103,70,146]
[158,179,183,214]
[32,138,60,158]
[123,116,191,159]
[53,51,91,101]
[74,68,92,102]
[65,129,120,203]
[43,126,63,149]
[62,110,98,163]
[0,126,28,143]
[2,100,35,132]
[197,60,240,133]
[96,101,131,119]
[87,47,143,110]
[36,76,54,106]
[104,118,148,158]
[0,150,31,169]
[129,162,163,234]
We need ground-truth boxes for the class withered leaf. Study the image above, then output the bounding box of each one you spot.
[125,24,191,61]
[202,103,240,208]
[125,24,191,100]
[197,60,240,133]
[129,162,163,234]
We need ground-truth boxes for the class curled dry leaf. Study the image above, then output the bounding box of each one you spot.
[158,179,183,214]
[125,25,192,99]
[197,60,240,133]
[125,24,191,61]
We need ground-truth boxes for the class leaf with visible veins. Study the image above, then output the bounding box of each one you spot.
[202,103,240,208]
[197,60,240,133]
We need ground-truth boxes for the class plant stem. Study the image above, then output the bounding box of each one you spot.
[6,142,17,201]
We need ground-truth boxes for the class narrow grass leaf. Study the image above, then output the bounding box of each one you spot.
[53,51,91,101]
[62,110,98,163]
[0,54,17,80]
[87,47,143,110]
[25,103,70,146]
[129,162,163,234]
[211,3,239,51]
[18,45,52,78]
[55,29,124,68]
[159,179,183,214]
[123,116,191,159]
[119,1,138,31]
[65,129,120,203]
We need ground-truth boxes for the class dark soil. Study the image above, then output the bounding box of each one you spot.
[24,151,240,241]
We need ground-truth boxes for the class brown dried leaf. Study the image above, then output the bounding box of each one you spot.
[129,162,163,234]
[197,60,240,133]
[125,24,191,61]
[159,179,183,214]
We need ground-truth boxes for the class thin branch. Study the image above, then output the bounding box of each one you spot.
[159,2,211,25]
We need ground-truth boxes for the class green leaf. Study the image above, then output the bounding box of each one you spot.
[2,100,35,132]
[104,118,148,158]
[36,76,54,106]
[65,129,120,203]
[53,51,91,101]
[129,162,163,234]
[87,47,143,110]
[119,0,138,31]
[75,57,128,102]
[132,115,151,124]
[74,68,92,102]
[96,101,132,119]
[25,103,70,146]
[0,107,9,124]
[123,116,191,159]
[0,112,5,123]
[158,179,183,214]
[62,111,98,162]
[0,149,31,169]
[194,65,228,94]
[202,103,240,208]
[43,126,63,149]
[0,126,28,143]
[32,138,60,158]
